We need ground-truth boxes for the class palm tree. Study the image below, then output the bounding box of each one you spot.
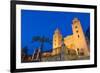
[32,36,52,61]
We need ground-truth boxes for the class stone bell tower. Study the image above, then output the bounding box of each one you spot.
[52,28,62,55]
[72,18,89,56]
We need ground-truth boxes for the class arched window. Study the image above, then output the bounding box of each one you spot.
[75,26,78,29]
[80,48,84,56]
[68,50,70,55]
[78,35,80,38]
[77,48,79,54]
[76,30,78,33]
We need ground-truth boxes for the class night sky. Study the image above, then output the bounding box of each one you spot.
[21,10,90,55]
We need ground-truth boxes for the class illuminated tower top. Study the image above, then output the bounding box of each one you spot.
[54,28,61,34]
[53,28,62,49]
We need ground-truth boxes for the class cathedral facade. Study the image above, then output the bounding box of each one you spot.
[52,18,89,57]
[41,18,90,61]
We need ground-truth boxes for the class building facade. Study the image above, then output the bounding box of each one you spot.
[64,18,89,57]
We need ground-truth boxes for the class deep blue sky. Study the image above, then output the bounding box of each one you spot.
[21,10,90,55]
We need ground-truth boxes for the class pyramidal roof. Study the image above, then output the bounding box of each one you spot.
[72,18,79,24]
[55,28,61,33]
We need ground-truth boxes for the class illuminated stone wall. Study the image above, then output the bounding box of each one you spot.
[64,18,89,56]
